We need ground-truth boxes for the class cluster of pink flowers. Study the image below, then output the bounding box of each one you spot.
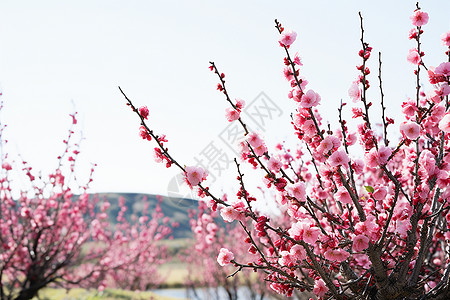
[225,98,245,122]
[184,165,208,187]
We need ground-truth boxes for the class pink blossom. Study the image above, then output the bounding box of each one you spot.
[348,82,361,102]
[301,119,317,137]
[318,136,333,153]
[400,121,420,139]
[238,141,250,155]
[287,182,306,201]
[235,98,245,110]
[401,98,418,117]
[206,222,218,233]
[268,157,282,173]
[419,150,436,177]
[225,108,240,122]
[355,216,377,237]
[253,143,267,156]
[293,52,303,66]
[408,28,419,40]
[2,162,12,171]
[407,48,421,65]
[364,148,379,168]
[438,113,450,133]
[185,166,207,186]
[217,248,234,266]
[139,125,151,141]
[372,186,387,200]
[247,132,263,148]
[436,84,450,98]
[283,67,294,81]
[279,30,297,47]
[313,279,329,298]
[324,248,350,262]
[328,149,350,167]
[435,62,450,76]
[302,225,320,244]
[288,222,303,240]
[352,234,369,252]
[335,187,353,205]
[377,146,392,165]
[220,207,240,222]
[346,132,357,146]
[138,106,149,119]
[289,244,306,261]
[410,10,429,26]
[441,31,450,47]
[352,159,365,174]
[278,251,293,266]
[300,89,321,108]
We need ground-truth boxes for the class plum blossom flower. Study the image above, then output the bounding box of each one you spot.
[335,187,353,205]
[410,10,429,26]
[293,52,303,66]
[268,157,282,173]
[365,148,381,168]
[254,143,268,156]
[438,113,450,133]
[348,82,361,102]
[217,248,234,266]
[318,136,334,153]
[247,132,263,148]
[139,125,151,141]
[289,244,306,261]
[324,248,350,262]
[372,186,387,200]
[351,159,364,174]
[328,149,350,167]
[185,166,207,186]
[138,106,149,119]
[225,108,240,122]
[287,182,306,201]
[408,28,419,40]
[435,62,450,76]
[301,119,317,137]
[278,251,293,266]
[279,30,297,46]
[400,121,420,140]
[220,207,240,222]
[442,31,450,47]
[302,225,321,244]
[235,98,245,110]
[401,98,418,117]
[407,48,421,65]
[313,279,329,298]
[288,222,303,240]
[300,89,321,108]
[377,146,392,165]
[353,234,370,252]
[283,67,294,81]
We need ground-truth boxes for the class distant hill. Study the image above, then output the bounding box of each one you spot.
[92,193,199,239]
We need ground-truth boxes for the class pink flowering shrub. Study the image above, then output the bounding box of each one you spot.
[122,4,450,300]
[0,105,171,299]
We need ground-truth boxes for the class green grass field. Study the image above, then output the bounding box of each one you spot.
[33,287,186,300]
[30,238,193,299]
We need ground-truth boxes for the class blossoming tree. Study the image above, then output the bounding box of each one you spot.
[0,106,171,300]
[184,201,278,300]
[122,4,450,299]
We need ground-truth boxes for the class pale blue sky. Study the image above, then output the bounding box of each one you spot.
[0,1,449,198]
